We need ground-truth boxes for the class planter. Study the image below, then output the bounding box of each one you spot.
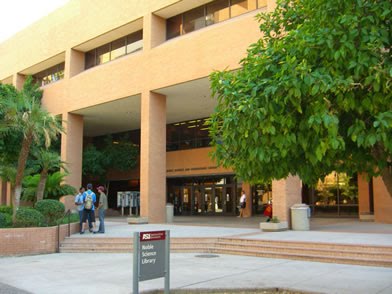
[259,221,288,232]
[127,217,148,224]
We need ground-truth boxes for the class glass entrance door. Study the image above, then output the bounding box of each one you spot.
[214,186,224,213]
[224,186,235,214]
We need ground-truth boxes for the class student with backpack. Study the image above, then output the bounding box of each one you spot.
[80,183,97,234]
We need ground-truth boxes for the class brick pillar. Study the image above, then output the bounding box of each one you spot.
[272,175,302,227]
[61,113,83,189]
[241,182,252,217]
[140,91,166,223]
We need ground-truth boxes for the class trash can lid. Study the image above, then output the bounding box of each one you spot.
[291,203,309,209]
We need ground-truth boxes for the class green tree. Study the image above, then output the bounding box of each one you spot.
[22,171,76,201]
[0,77,63,222]
[30,149,66,201]
[82,134,139,189]
[209,0,392,194]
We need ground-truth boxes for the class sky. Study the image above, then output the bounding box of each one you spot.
[0,0,69,43]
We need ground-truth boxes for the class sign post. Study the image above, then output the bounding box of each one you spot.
[133,230,170,294]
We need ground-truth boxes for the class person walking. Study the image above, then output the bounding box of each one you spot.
[80,183,97,234]
[95,186,108,234]
[239,190,246,217]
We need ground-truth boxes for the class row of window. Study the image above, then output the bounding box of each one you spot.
[33,62,64,86]
[167,0,265,39]
[85,30,143,70]
[32,0,263,86]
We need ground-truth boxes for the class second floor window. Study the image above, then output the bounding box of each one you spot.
[85,30,143,69]
[33,62,65,86]
[167,0,263,40]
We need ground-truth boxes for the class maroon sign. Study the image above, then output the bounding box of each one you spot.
[140,230,166,242]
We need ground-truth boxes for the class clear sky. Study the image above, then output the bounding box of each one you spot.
[0,0,69,43]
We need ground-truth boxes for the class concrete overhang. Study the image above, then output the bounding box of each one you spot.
[19,52,65,75]
[154,0,214,19]
[73,18,143,52]
[70,77,216,138]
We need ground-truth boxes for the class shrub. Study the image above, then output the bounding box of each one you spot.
[0,205,12,215]
[35,200,65,226]
[14,207,45,228]
[0,212,12,228]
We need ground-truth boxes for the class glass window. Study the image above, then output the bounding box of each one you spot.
[33,62,64,86]
[96,44,111,65]
[167,14,182,40]
[85,49,95,69]
[206,0,229,26]
[111,38,126,60]
[230,0,257,17]
[126,30,143,54]
[183,6,205,34]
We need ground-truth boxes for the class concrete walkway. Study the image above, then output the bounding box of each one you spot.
[0,217,391,294]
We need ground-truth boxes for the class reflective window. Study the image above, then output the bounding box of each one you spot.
[96,44,111,65]
[167,118,211,151]
[84,30,143,70]
[206,0,229,26]
[183,6,206,34]
[166,14,182,39]
[166,0,265,40]
[126,31,143,54]
[33,62,65,86]
[111,38,126,60]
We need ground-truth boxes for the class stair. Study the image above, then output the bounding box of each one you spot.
[60,236,392,267]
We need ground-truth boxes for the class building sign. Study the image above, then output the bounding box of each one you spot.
[139,231,166,281]
[133,230,170,294]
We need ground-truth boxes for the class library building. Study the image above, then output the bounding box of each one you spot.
[0,0,391,224]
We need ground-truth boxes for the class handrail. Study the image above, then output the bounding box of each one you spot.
[57,209,71,253]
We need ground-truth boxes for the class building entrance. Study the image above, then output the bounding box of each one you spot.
[167,175,237,216]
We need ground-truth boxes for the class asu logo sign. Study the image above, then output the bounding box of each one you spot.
[142,234,151,240]
[140,231,166,242]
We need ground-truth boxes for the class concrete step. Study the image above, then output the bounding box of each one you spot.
[209,247,392,268]
[59,236,392,267]
[214,241,392,260]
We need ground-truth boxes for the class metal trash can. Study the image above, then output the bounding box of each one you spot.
[291,203,310,231]
[166,203,174,223]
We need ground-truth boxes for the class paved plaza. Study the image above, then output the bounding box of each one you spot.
[0,217,391,294]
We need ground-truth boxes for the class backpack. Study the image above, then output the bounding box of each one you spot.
[85,191,93,210]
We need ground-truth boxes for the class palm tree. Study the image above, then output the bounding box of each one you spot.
[0,77,63,222]
[31,149,66,201]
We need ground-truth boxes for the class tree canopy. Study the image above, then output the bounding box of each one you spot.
[209,0,392,192]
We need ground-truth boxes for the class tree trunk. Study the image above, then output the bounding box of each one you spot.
[381,167,392,198]
[12,132,33,223]
[36,169,48,202]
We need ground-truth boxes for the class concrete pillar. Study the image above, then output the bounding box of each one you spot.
[65,48,85,79]
[143,12,166,50]
[241,182,252,217]
[12,73,26,90]
[61,113,84,190]
[272,175,302,226]
[140,91,166,223]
